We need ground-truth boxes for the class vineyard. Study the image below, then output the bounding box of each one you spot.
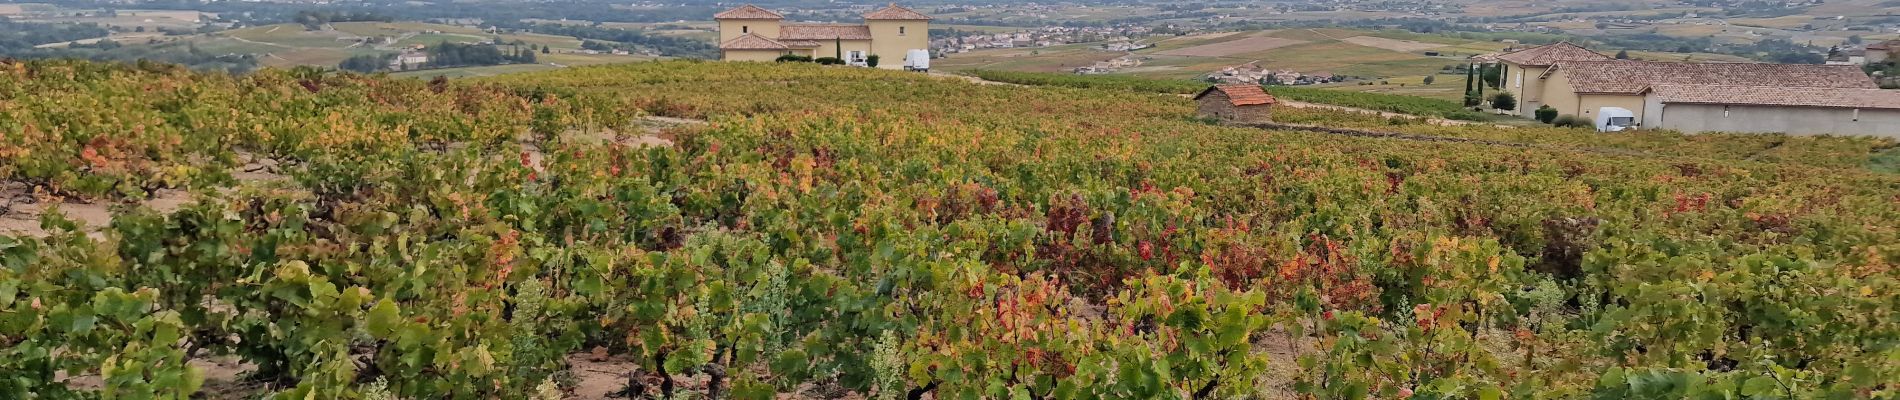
[3,59,1899,399]
[957,70,1494,122]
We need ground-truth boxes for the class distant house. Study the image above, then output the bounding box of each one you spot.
[714,4,930,69]
[389,51,429,70]
[1194,84,1276,123]
[1868,40,1897,63]
[1825,49,1866,66]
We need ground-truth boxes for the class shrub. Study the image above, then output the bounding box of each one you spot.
[775,55,813,63]
[814,57,845,65]
[1491,92,1517,111]
[1444,110,1488,121]
[1552,114,1589,128]
[1463,91,1482,107]
[866,54,880,68]
[1535,105,1558,123]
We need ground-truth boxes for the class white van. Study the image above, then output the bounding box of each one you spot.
[904,49,930,72]
[1596,107,1637,132]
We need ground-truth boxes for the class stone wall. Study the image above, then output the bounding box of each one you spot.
[1196,93,1272,123]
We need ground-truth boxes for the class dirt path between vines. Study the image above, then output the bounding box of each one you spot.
[0,153,289,239]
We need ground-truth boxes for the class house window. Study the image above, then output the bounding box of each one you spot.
[900,27,907,36]
[742,26,749,34]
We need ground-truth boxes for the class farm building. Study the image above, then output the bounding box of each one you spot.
[1639,85,1900,139]
[1479,42,1897,137]
[714,4,930,69]
[1194,84,1276,123]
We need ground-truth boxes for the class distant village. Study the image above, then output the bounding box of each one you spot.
[1201,62,1345,86]
[931,25,1156,55]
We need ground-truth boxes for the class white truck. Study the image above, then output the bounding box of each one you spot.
[903,49,930,72]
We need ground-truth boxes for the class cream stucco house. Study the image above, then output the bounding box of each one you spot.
[1480,42,1899,137]
[715,4,930,69]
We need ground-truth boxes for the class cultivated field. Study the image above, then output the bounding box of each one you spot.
[1339,35,1447,52]
[1154,34,1307,57]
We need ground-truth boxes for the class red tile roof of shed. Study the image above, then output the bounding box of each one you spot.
[1195,85,1277,106]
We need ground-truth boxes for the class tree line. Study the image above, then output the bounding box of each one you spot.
[0,19,110,53]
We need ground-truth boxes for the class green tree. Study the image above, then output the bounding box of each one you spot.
[1491,91,1516,111]
[1615,50,1630,59]
[1422,75,1435,85]
[1535,105,1558,123]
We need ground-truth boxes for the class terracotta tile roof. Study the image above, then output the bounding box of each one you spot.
[1493,42,1613,66]
[1646,84,1900,110]
[863,4,932,20]
[781,40,822,48]
[714,5,783,20]
[1869,40,1898,51]
[719,33,788,50]
[1557,60,1878,94]
[779,24,874,40]
[1195,84,1277,106]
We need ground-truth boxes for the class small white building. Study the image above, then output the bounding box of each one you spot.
[1640,85,1900,139]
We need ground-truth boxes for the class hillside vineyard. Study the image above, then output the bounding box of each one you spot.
[2,60,1898,399]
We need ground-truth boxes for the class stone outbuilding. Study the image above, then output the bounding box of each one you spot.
[1194,84,1276,123]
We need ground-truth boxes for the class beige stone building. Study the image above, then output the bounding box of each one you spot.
[1481,42,1898,137]
[1480,42,1615,116]
[715,4,931,69]
[1194,84,1276,123]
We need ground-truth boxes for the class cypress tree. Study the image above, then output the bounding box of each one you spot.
[1466,65,1482,98]
[1465,64,1475,93]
